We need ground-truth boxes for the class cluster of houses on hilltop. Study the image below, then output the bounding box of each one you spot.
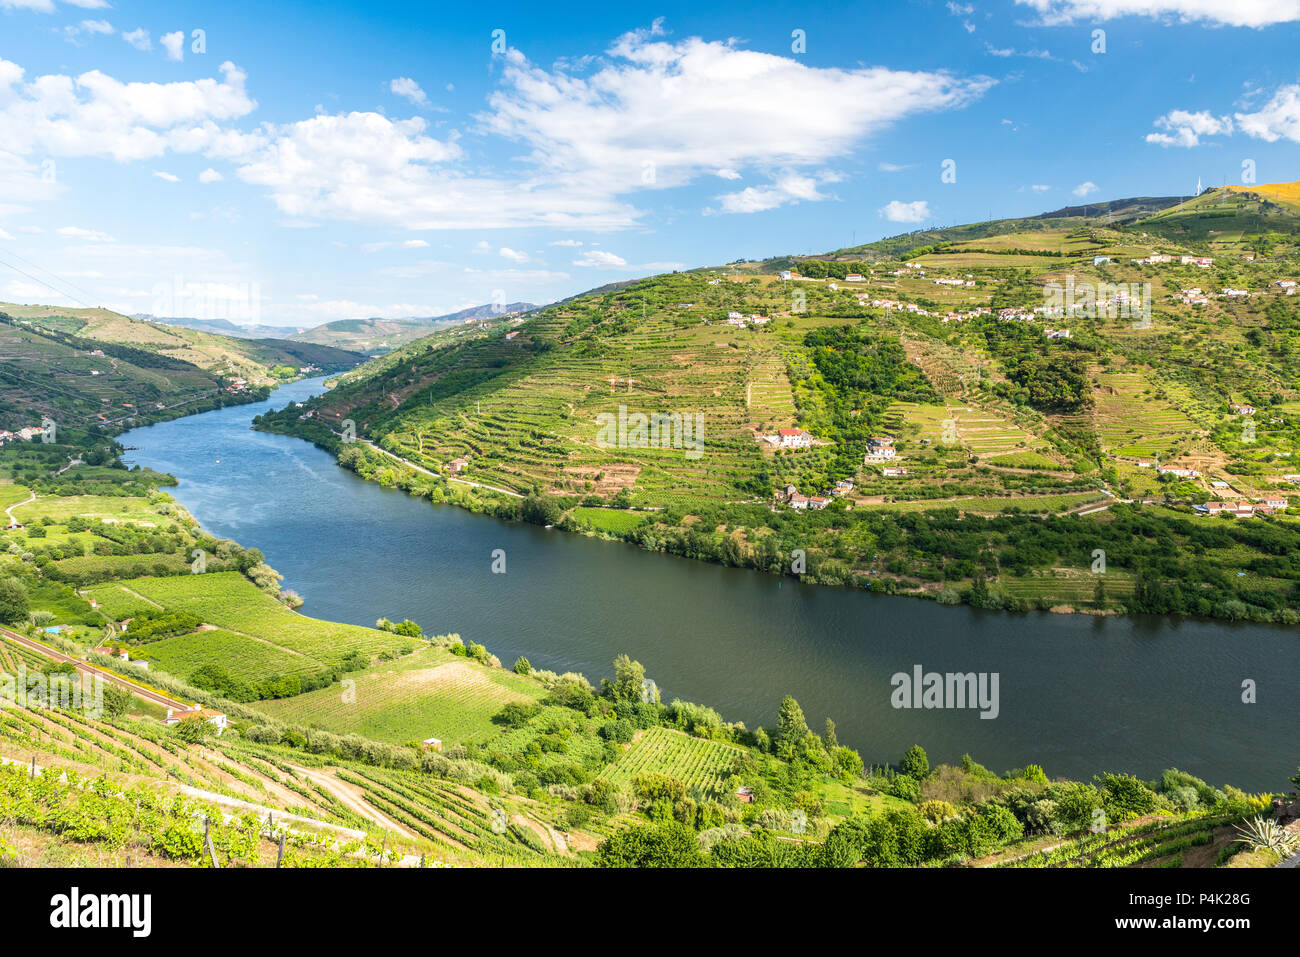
[225,377,250,394]
[782,479,855,511]
[1154,465,1201,479]
[1178,287,1209,305]
[864,436,897,461]
[1195,498,1289,518]
[0,426,47,444]
[857,294,992,324]
[783,484,832,511]
[1132,254,1214,268]
[724,311,770,327]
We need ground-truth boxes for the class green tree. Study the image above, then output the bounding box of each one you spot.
[900,744,930,780]
[100,684,134,719]
[776,695,810,755]
[594,821,706,868]
[824,717,839,752]
[513,656,531,675]
[611,654,646,703]
[0,577,30,625]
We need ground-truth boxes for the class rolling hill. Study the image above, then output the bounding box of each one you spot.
[256,178,1300,624]
[0,302,362,386]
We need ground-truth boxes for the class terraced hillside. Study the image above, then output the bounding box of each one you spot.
[250,185,1300,624]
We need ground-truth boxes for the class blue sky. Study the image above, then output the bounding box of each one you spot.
[1,0,1298,327]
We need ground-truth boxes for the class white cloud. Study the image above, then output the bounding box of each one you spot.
[0,59,256,162]
[0,227,12,240]
[1073,181,1099,197]
[879,200,931,223]
[549,239,583,246]
[499,246,530,263]
[714,173,831,214]
[476,26,992,218]
[878,162,913,172]
[1014,0,1300,27]
[0,27,995,233]
[58,226,115,241]
[390,77,429,107]
[1235,84,1300,143]
[361,237,431,252]
[573,250,627,268]
[8,0,108,12]
[161,31,185,62]
[984,43,1053,58]
[61,18,114,43]
[1145,109,1233,147]
[198,168,223,183]
[1031,184,1051,191]
[153,170,180,182]
[122,28,151,52]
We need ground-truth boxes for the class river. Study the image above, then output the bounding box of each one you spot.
[120,377,1299,791]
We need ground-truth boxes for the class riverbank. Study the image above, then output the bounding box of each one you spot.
[251,407,1300,629]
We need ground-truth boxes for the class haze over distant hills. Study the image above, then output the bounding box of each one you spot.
[132,301,539,354]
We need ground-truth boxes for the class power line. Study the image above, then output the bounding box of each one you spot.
[0,245,103,307]
[0,251,95,309]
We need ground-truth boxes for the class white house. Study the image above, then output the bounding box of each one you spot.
[775,429,813,449]
[865,437,897,461]
[164,705,229,736]
[881,466,909,477]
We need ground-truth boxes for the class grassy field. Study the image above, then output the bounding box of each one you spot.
[141,628,319,681]
[569,507,649,534]
[83,572,412,665]
[256,646,545,745]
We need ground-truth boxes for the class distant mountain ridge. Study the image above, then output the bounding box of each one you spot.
[288,301,538,352]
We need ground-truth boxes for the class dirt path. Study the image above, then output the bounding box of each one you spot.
[4,490,34,525]
[286,763,419,841]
